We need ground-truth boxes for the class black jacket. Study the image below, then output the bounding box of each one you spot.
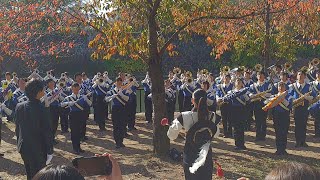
[15,99,53,155]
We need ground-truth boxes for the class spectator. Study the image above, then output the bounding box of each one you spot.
[265,162,320,180]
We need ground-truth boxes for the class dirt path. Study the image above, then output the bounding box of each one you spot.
[0,113,319,180]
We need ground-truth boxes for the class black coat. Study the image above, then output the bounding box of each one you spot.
[15,99,53,156]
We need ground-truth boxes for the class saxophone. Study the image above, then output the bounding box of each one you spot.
[250,89,271,102]
[292,91,312,108]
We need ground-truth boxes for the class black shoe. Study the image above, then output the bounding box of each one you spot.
[0,153,4,157]
[234,146,246,151]
[79,149,85,153]
[115,145,121,149]
[120,143,126,148]
[53,139,59,145]
[302,142,309,147]
[128,127,137,132]
[223,135,231,138]
[73,150,80,155]
[124,133,130,138]
[295,143,302,148]
[61,130,69,133]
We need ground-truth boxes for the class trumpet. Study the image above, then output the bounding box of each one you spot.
[238,66,246,72]
[58,81,66,88]
[313,58,320,66]
[103,71,108,76]
[200,69,209,75]
[255,64,263,72]
[185,71,193,78]
[96,77,105,85]
[221,66,230,74]
[61,72,66,78]
[187,77,193,84]
[121,81,133,90]
[284,62,292,70]
[292,91,312,108]
[173,67,182,75]
[300,66,309,72]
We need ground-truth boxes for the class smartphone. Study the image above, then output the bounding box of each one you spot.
[72,156,112,177]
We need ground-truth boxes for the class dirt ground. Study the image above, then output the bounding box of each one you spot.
[0,113,320,180]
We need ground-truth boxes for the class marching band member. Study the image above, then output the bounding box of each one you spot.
[43,79,61,145]
[310,70,320,138]
[289,70,315,147]
[57,79,71,133]
[12,78,27,118]
[105,77,130,149]
[229,78,250,150]
[61,83,92,154]
[82,72,92,86]
[0,101,13,156]
[142,73,153,123]
[64,72,74,87]
[92,75,109,131]
[181,75,197,111]
[273,72,290,94]
[268,82,293,155]
[126,77,139,131]
[216,74,233,138]
[309,99,320,139]
[249,71,272,141]
[243,71,254,131]
[164,80,176,124]
[202,81,216,113]
[74,73,91,142]
[167,89,220,180]
[178,73,184,112]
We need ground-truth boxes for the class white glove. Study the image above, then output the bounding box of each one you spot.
[118,90,123,96]
[305,96,313,101]
[46,154,53,165]
[0,103,5,109]
[282,99,289,106]
[68,101,76,106]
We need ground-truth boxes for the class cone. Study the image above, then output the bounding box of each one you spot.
[161,118,169,126]
[215,160,224,178]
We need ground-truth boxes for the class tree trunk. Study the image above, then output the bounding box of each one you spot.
[263,3,271,68]
[148,8,170,156]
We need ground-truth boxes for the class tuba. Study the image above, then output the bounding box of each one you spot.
[255,64,263,72]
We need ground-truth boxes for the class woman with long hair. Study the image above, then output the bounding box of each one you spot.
[167,89,220,180]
